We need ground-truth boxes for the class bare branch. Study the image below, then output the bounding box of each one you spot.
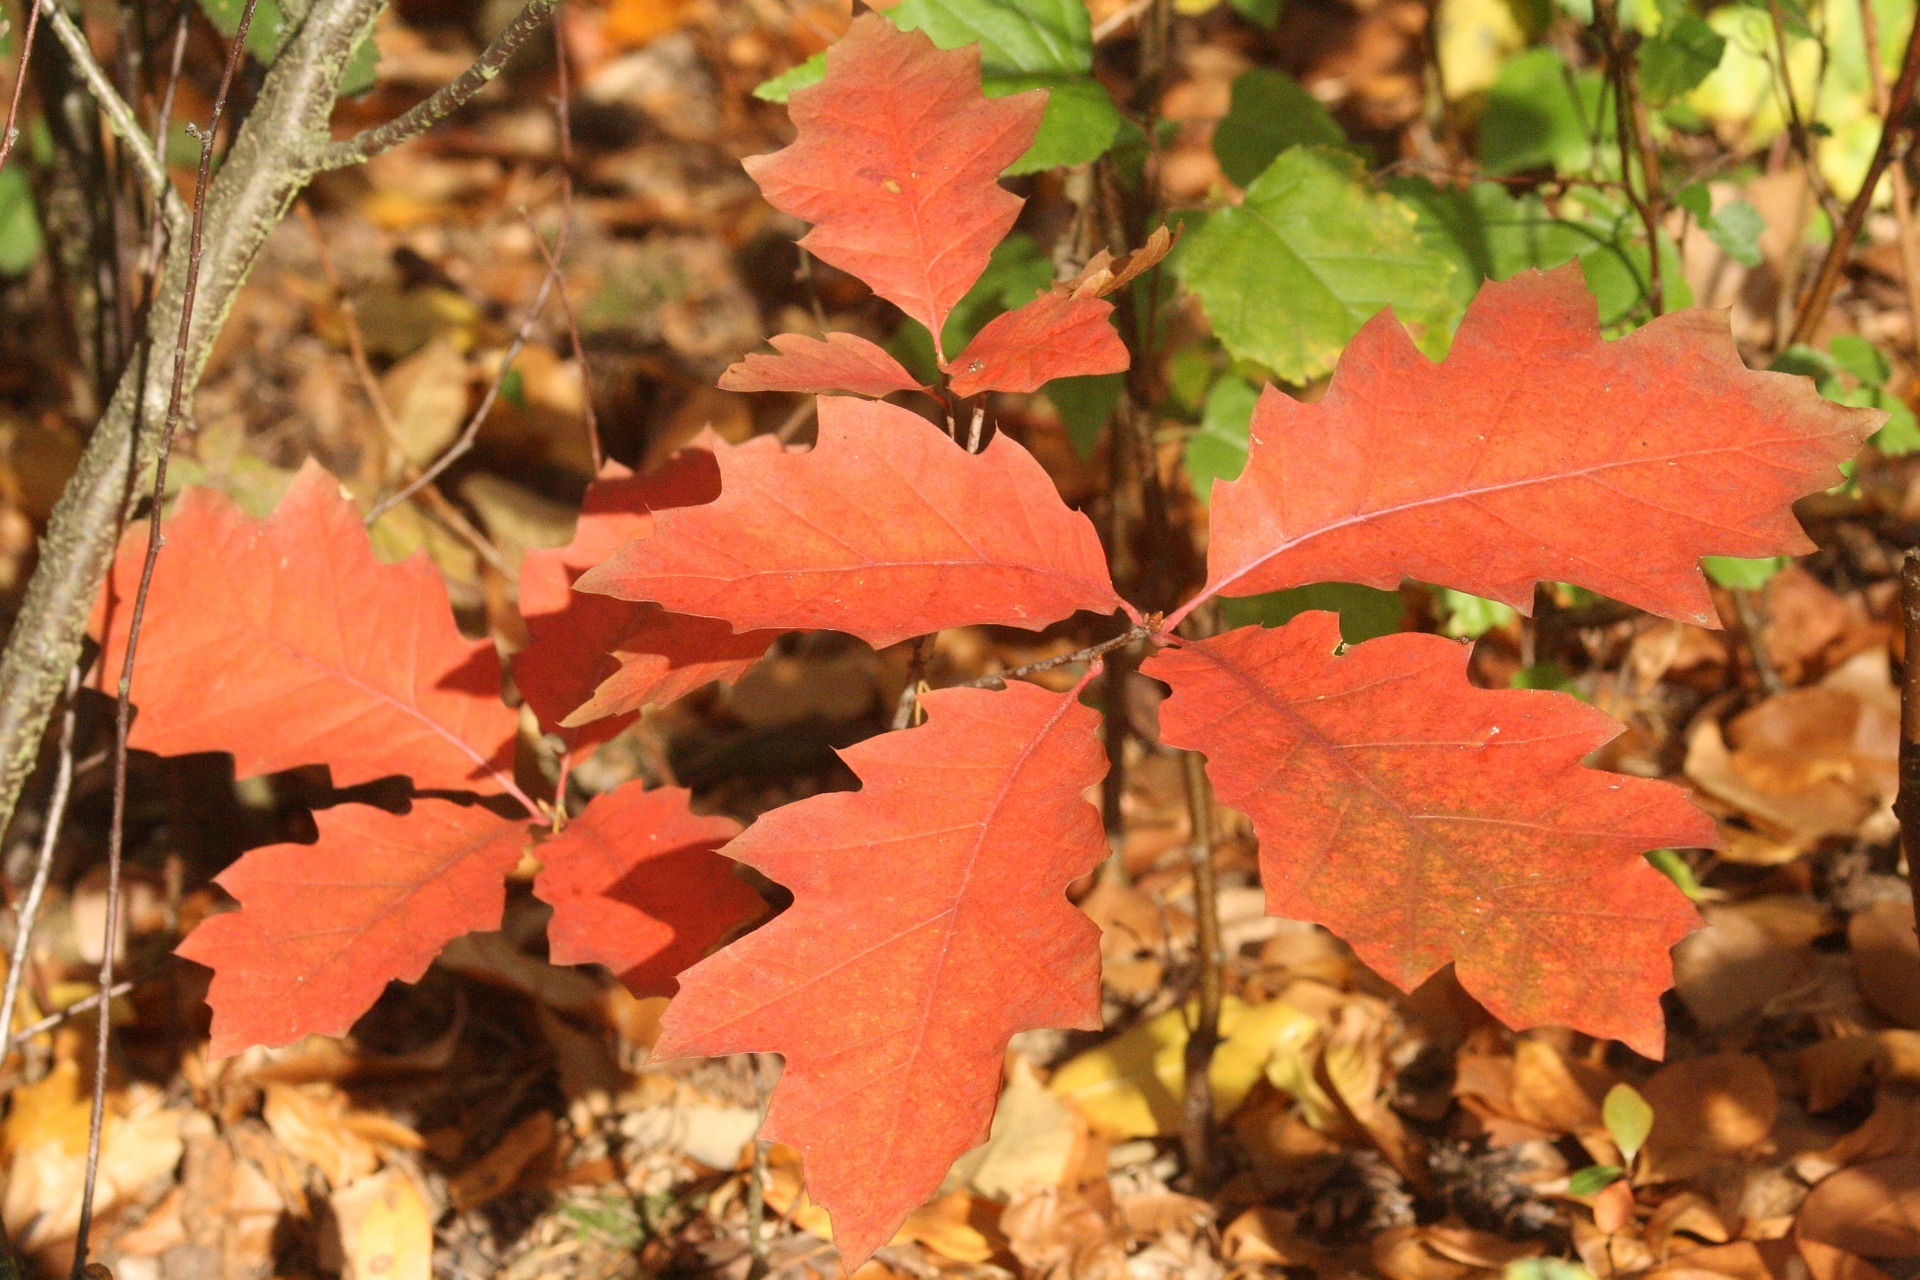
[36,0,187,235]
[309,0,560,171]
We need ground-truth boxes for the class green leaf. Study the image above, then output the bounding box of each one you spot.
[890,0,1119,171]
[986,74,1123,172]
[1569,1165,1626,1196]
[754,53,826,102]
[1479,47,1608,175]
[1703,555,1787,589]
[1603,1083,1655,1163]
[1674,181,1714,221]
[1510,662,1579,693]
[1220,583,1407,642]
[0,167,43,276]
[1212,69,1345,188]
[1048,372,1124,457]
[1703,199,1764,267]
[1830,333,1891,386]
[1186,375,1261,500]
[1180,147,1456,382]
[1435,589,1514,638]
[1579,227,1692,325]
[1387,177,1589,310]
[1230,0,1284,25]
[1638,13,1726,104]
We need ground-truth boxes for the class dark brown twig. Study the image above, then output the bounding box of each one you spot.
[0,664,78,1050]
[1596,0,1665,315]
[75,0,263,1262]
[1179,745,1222,1187]
[960,624,1152,690]
[1900,554,1920,945]
[1791,10,1920,345]
[0,0,46,174]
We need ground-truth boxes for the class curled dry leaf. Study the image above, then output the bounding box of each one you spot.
[720,332,925,398]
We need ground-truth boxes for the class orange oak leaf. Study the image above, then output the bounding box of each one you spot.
[1188,265,1877,629]
[575,398,1123,648]
[944,292,1130,397]
[721,333,925,398]
[515,450,775,745]
[653,682,1108,1270]
[534,781,761,996]
[178,799,529,1058]
[1144,613,1714,1057]
[93,460,519,794]
[746,14,1044,357]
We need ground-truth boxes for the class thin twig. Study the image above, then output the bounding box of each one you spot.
[1597,0,1664,315]
[545,10,599,469]
[1900,554,1920,950]
[1179,745,1222,1187]
[891,635,936,730]
[0,0,46,174]
[1790,9,1920,345]
[36,0,187,234]
[138,3,193,283]
[12,979,136,1046]
[0,665,79,1050]
[365,222,564,523]
[74,0,263,1262]
[310,0,561,170]
[1859,0,1920,352]
[960,624,1152,690]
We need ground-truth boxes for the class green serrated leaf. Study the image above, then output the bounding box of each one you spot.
[1386,177,1590,309]
[1212,69,1345,188]
[1638,13,1726,104]
[1702,555,1787,589]
[1186,375,1261,500]
[1479,47,1608,175]
[1221,583,1407,642]
[1602,1083,1654,1163]
[890,0,1118,171]
[1180,147,1456,382]
[1830,333,1891,386]
[1569,1165,1626,1196]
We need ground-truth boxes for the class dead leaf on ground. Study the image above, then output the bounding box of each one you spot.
[332,1168,434,1280]
[1851,900,1920,1028]
[1640,1054,1779,1182]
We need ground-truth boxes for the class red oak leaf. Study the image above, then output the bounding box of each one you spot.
[93,460,518,794]
[654,682,1107,1270]
[721,333,925,398]
[747,14,1043,356]
[575,398,1123,648]
[178,799,529,1058]
[944,292,1130,397]
[1189,265,1877,628]
[1145,614,1713,1057]
[515,449,777,746]
[534,781,761,996]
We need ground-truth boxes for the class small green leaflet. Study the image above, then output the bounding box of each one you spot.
[1645,848,1704,900]
[1211,69,1345,188]
[0,168,42,276]
[1434,588,1515,639]
[1568,1165,1626,1196]
[1180,147,1455,383]
[1638,13,1727,104]
[759,0,1122,172]
[1602,1083,1654,1164]
[1771,340,1918,455]
[1703,555,1787,589]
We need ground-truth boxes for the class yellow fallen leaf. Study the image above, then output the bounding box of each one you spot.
[332,1169,433,1280]
[1050,998,1323,1137]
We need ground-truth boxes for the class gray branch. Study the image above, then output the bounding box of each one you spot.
[309,0,560,171]
[0,0,389,843]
